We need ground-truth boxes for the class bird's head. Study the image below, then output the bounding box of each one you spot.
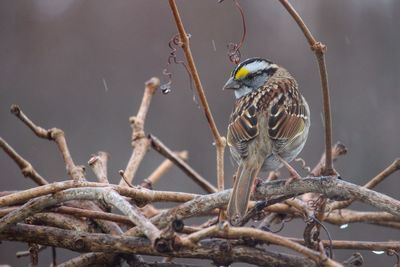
[223,58,278,99]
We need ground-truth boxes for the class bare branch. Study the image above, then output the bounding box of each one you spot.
[311,142,348,177]
[0,180,197,208]
[167,0,226,192]
[52,206,135,227]
[255,177,400,218]
[141,150,188,189]
[2,224,317,267]
[0,137,48,185]
[149,135,217,193]
[10,105,85,181]
[179,224,342,266]
[57,253,117,267]
[291,238,400,251]
[278,0,334,175]
[119,77,160,186]
[88,151,110,183]
[325,209,400,229]
[329,158,400,211]
[0,187,162,246]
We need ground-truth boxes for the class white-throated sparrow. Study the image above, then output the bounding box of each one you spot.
[224,58,310,226]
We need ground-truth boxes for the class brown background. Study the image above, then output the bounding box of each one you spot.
[0,0,399,266]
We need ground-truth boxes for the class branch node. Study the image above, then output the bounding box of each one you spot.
[10,104,21,115]
[311,42,327,53]
[145,77,161,94]
[172,219,184,233]
[155,237,173,253]
[49,128,64,140]
[73,238,85,250]
[343,253,364,267]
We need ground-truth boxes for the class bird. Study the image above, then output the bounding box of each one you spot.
[223,57,310,226]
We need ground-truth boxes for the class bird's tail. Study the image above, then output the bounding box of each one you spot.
[227,163,261,226]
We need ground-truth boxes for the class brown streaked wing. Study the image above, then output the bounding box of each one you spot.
[268,86,308,151]
[227,103,258,159]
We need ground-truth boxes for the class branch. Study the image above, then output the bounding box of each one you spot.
[52,206,135,227]
[28,212,91,232]
[119,77,160,186]
[0,180,197,208]
[278,0,334,175]
[325,209,400,229]
[88,151,110,183]
[291,238,400,251]
[255,177,400,218]
[178,225,342,267]
[57,253,118,267]
[167,0,226,192]
[2,224,317,267]
[329,158,400,211]
[0,137,48,185]
[310,142,348,177]
[149,135,217,193]
[124,176,400,237]
[0,187,162,246]
[10,105,85,181]
[141,150,188,189]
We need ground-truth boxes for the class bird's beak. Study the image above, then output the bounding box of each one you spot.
[223,77,240,90]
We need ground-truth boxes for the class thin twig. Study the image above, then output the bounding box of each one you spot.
[52,246,57,267]
[278,0,334,176]
[52,206,134,226]
[167,0,226,193]
[310,142,348,177]
[141,150,188,189]
[10,105,85,181]
[9,106,124,235]
[119,77,160,186]
[29,242,39,267]
[16,245,46,258]
[119,170,134,188]
[88,151,110,183]
[0,137,48,185]
[328,158,400,211]
[149,135,217,193]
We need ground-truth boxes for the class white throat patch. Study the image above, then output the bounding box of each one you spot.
[234,86,252,99]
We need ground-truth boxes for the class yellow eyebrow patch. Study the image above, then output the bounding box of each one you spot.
[235,67,249,80]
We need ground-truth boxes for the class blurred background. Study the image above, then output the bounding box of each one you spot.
[0,0,399,266]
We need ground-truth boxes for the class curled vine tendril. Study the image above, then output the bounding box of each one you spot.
[219,0,247,64]
[387,249,400,267]
[160,34,199,106]
[294,157,311,174]
[307,195,326,213]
